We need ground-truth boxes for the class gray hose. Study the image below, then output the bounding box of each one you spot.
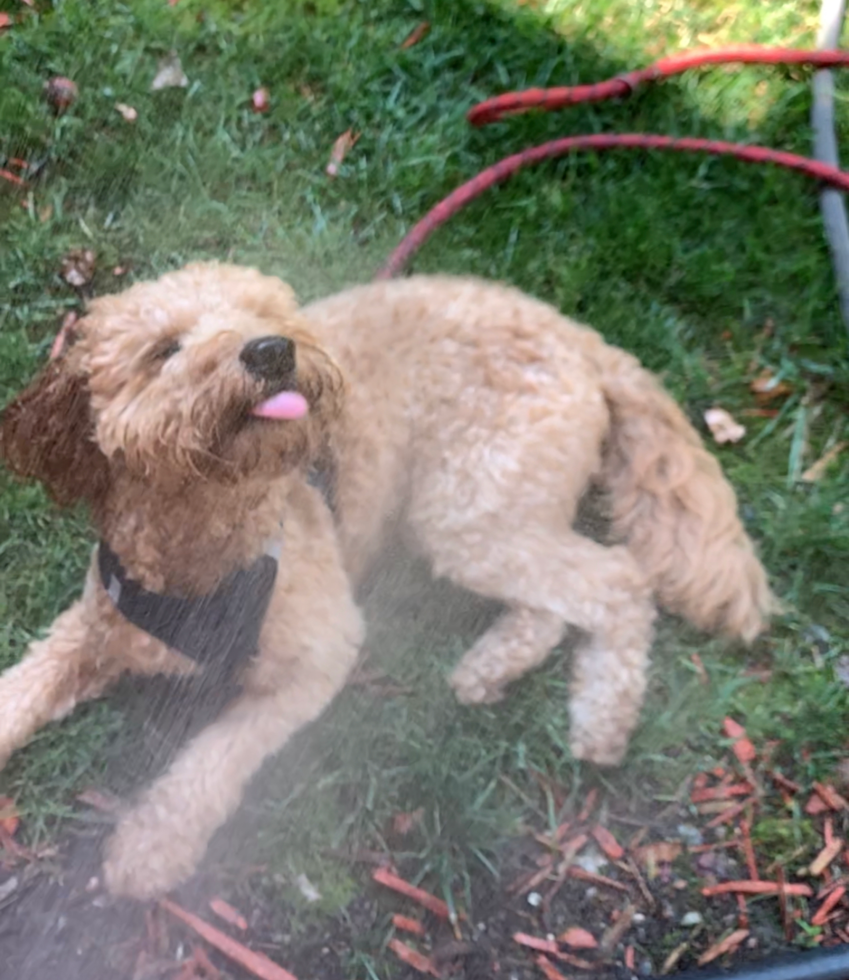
[811,0,849,336]
[673,944,849,980]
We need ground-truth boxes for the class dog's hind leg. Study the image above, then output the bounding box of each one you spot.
[0,599,119,770]
[425,524,656,767]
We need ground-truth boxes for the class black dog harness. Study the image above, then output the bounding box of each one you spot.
[97,466,337,682]
[98,539,279,681]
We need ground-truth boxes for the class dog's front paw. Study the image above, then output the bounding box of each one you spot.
[103,802,205,900]
[569,730,628,767]
[448,663,505,705]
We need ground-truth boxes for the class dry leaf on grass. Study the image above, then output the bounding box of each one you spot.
[325,129,359,177]
[60,248,96,288]
[801,442,847,483]
[151,51,188,91]
[697,928,749,966]
[400,21,430,48]
[44,76,78,113]
[750,370,793,403]
[115,102,138,122]
[704,408,746,444]
[0,798,19,837]
[251,88,271,113]
[392,808,425,836]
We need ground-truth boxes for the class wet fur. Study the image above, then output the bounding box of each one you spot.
[0,262,776,900]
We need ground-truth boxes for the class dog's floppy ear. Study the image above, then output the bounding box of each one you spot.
[0,359,111,509]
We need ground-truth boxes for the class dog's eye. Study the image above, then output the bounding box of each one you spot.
[153,340,182,361]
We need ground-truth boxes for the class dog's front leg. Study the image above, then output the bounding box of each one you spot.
[103,487,365,901]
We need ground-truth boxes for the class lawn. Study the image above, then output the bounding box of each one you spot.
[1,0,849,977]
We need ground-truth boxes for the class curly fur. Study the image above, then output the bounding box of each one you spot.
[0,262,776,901]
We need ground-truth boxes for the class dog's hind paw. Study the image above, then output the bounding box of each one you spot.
[448,664,505,706]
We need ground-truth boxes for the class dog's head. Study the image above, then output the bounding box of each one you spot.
[0,262,343,508]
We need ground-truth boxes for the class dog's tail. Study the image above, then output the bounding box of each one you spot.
[597,345,778,643]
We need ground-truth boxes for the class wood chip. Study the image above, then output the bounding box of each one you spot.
[697,929,749,966]
[388,939,441,977]
[372,867,454,920]
[702,881,813,898]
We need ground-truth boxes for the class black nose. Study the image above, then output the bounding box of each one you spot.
[239,336,296,382]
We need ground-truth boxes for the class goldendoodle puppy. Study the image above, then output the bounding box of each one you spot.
[0,262,776,900]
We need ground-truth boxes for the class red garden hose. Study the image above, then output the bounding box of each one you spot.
[375,47,849,281]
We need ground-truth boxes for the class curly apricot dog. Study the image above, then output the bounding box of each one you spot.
[0,263,776,899]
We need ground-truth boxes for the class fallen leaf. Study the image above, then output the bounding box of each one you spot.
[388,939,441,977]
[44,76,78,113]
[60,248,96,288]
[801,442,847,483]
[325,129,359,177]
[0,798,19,837]
[209,897,248,931]
[115,102,138,122]
[151,51,188,91]
[704,408,746,444]
[557,926,598,949]
[590,825,624,861]
[392,808,425,836]
[159,899,298,980]
[400,21,430,49]
[750,370,793,403]
[251,87,271,112]
[697,928,749,966]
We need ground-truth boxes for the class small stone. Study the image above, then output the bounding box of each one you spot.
[632,912,646,924]
[676,824,703,847]
[527,891,543,908]
[584,886,598,900]
[681,911,703,927]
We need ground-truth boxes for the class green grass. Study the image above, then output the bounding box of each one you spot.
[2,0,849,972]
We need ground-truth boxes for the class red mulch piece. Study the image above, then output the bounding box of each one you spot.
[722,718,757,765]
[806,794,831,816]
[535,955,570,980]
[400,21,430,49]
[813,782,849,812]
[702,881,813,898]
[513,934,595,969]
[697,929,750,966]
[372,867,453,920]
[624,945,635,970]
[705,798,756,829]
[577,789,599,823]
[558,927,598,950]
[564,866,630,893]
[739,818,759,881]
[810,839,844,877]
[590,826,624,860]
[691,783,753,803]
[392,914,426,936]
[770,772,801,795]
[388,939,441,977]
[812,885,847,926]
[209,898,248,931]
[159,898,298,980]
[0,797,20,837]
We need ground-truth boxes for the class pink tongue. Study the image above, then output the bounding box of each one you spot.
[252,391,309,420]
